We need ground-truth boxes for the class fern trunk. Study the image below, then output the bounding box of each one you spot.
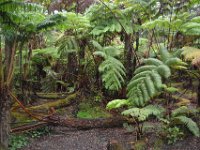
[67,53,78,85]
[124,33,135,80]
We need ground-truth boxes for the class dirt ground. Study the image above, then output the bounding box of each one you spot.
[22,127,200,150]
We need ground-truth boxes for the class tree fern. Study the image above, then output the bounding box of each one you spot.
[127,47,187,107]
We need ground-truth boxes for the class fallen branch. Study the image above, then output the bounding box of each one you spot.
[18,93,77,113]
[11,122,47,133]
[11,116,132,133]
[45,115,130,129]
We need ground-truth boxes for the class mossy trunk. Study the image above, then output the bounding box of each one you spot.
[0,88,11,148]
[46,116,130,129]
[0,35,17,149]
[124,33,135,80]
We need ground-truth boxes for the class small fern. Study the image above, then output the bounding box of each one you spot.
[122,105,165,121]
[172,116,200,137]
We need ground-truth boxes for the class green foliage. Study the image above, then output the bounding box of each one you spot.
[98,56,126,91]
[107,99,129,109]
[165,126,184,144]
[172,116,200,137]
[127,48,187,107]
[41,67,59,92]
[9,134,29,150]
[77,103,111,119]
[93,41,126,91]
[171,106,198,117]
[26,126,50,138]
[56,35,79,57]
[161,106,200,138]
[57,12,90,32]
[122,105,164,121]
[37,14,66,31]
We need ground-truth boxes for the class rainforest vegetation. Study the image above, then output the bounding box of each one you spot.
[0,0,200,149]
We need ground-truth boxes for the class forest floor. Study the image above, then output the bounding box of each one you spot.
[22,126,200,150]
[12,81,200,150]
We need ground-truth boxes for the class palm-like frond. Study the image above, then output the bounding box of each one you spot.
[93,41,125,91]
[172,116,200,137]
[56,35,79,58]
[127,48,187,107]
[122,105,165,121]
[99,56,126,91]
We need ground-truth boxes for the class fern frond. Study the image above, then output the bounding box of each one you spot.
[172,106,198,117]
[106,99,128,110]
[144,76,156,97]
[122,105,164,121]
[165,58,187,68]
[143,58,164,66]
[134,65,157,74]
[159,47,171,62]
[172,116,200,137]
[157,65,171,78]
[56,35,79,57]
[149,71,164,90]
[99,56,126,91]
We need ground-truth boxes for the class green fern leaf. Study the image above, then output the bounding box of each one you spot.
[173,116,200,137]
[134,65,157,74]
[122,105,164,121]
[172,106,198,117]
[106,99,128,110]
[143,58,164,66]
[157,65,171,79]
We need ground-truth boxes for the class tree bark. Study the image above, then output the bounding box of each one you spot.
[0,88,11,148]
[124,33,135,80]
[0,36,17,148]
[46,116,130,129]
[197,79,200,107]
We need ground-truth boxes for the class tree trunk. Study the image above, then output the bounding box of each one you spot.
[0,36,17,148]
[124,33,135,80]
[0,88,11,148]
[46,116,130,129]
[197,79,200,106]
[67,53,78,85]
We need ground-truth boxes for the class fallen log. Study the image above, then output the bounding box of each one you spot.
[11,116,132,133]
[16,93,77,113]
[35,92,70,99]
[46,115,131,129]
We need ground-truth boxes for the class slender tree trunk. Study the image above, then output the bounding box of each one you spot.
[124,33,134,80]
[67,53,78,85]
